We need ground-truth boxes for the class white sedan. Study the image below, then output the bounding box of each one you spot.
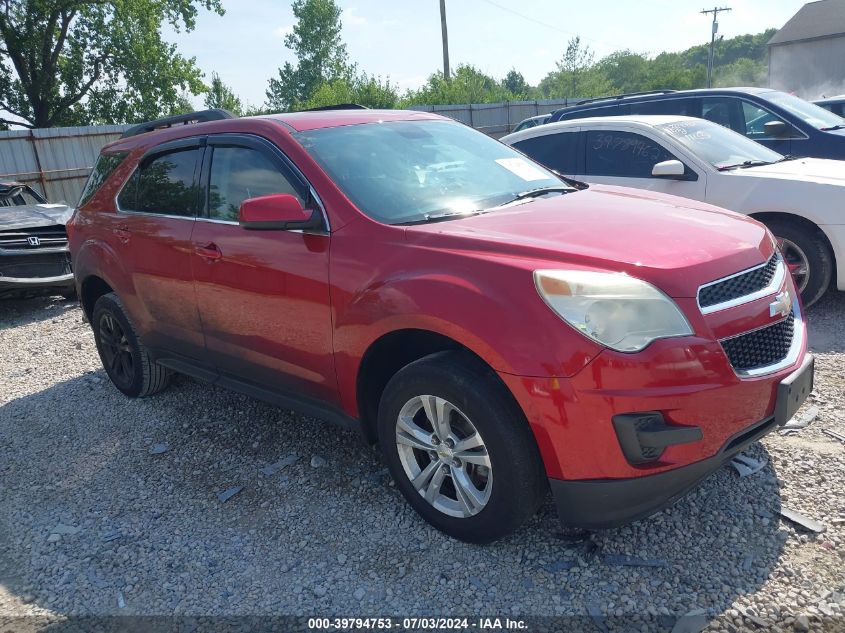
[502,115,845,305]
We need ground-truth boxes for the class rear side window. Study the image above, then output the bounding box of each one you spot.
[585,130,675,178]
[513,132,579,175]
[118,148,200,217]
[79,152,127,207]
[208,146,302,222]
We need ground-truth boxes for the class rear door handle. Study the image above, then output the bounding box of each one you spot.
[195,243,222,261]
[113,226,130,243]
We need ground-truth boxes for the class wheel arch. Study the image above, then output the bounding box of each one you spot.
[354,328,529,447]
[749,211,837,286]
[80,275,114,321]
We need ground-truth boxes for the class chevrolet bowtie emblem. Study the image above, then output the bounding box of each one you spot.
[769,291,792,319]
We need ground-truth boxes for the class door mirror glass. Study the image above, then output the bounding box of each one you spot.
[239,194,321,231]
[651,159,686,179]
[763,120,792,138]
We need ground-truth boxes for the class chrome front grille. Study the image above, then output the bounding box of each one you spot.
[698,254,784,313]
[720,312,795,373]
[0,225,68,250]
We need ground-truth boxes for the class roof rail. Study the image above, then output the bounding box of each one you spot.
[301,103,369,112]
[572,90,678,107]
[120,108,236,139]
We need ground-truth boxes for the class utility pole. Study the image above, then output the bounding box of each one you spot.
[701,6,731,88]
[440,0,451,80]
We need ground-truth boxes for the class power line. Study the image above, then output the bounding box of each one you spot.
[474,0,583,39]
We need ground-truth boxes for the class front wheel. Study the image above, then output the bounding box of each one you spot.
[92,293,172,398]
[765,219,833,307]
[377,351,546,543]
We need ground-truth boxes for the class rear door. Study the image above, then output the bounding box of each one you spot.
[112,138,204,358]
[511,128,582,176]
[190,134,337,404]
[581,128,706,199]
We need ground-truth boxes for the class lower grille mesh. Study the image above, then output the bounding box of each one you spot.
[721,313,795,372]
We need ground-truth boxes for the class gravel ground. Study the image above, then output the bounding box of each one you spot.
[1,292,844,632]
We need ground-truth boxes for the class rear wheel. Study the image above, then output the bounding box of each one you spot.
[765,218,833,307]
[92,293,171,397]
[377,351,546,543]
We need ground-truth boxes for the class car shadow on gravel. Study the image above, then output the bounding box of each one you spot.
[0,361,790,629]
[0,294,79,330]
[805,290,845,354]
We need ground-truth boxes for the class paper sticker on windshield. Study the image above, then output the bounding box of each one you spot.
[495,158,548,181]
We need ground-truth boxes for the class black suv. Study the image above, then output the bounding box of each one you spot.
[549,87,845,160]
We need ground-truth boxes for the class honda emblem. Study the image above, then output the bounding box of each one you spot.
[27,236,40,246]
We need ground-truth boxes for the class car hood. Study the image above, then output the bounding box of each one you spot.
[404,185,773,298]
[0,203,73,231]
[735,157,845,185]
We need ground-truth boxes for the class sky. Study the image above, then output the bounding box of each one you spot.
[172,0,808,108]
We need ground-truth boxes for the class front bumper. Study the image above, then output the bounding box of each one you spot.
[0,250,74,295]
[499,337,812,528]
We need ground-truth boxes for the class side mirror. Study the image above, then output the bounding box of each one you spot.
[763,120,792,138]
[651,159,686,179]
[239,193,323,231]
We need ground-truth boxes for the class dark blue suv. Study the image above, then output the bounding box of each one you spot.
[549,87,845,160]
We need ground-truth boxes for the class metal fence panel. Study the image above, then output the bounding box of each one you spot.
[0,124,130,205]
[0,100,571,204]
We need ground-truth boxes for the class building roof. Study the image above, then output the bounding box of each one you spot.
[769,0,845,46]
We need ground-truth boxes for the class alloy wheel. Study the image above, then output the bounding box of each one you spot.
[778,237,810,294]
[395,395,492,518]
[98,312,134,389]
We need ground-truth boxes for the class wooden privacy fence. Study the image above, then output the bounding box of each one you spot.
[0,99,572,205]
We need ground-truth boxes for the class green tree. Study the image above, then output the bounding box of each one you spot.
[302,73,399,110]
[205,72,243,115]
[405,65,512,105]
[265,0,349,111]
[0,0,224,128]
[538,37,612,99]
[502,69,528,98]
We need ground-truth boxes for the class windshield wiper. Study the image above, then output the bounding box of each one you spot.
[820,124,845,131]
[775,154,799,162]
[393,210,488,226]
[509,185,576,201]
[717,159,773,171]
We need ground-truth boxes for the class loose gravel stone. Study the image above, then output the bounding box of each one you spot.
[1,292,844,629]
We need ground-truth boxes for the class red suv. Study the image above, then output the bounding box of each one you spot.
[69,108,813,543]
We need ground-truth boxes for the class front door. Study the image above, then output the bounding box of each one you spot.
[110,138,204,358]
[581,129,707,200]
[190,134,337,404]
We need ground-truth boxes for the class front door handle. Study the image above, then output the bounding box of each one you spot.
[195,242,222,261]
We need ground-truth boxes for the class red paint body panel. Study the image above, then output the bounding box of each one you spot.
[69,111,809,496]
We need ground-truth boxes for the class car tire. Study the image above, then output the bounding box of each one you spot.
[377,351,546,543]
[92,292,172,398]
[765,219,833,307]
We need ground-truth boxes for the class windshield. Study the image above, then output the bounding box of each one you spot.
[761,91,845,129]
[296,120,563,225]
[658,119,783,169]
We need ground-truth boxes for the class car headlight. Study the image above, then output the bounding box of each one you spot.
[534,270,693,352]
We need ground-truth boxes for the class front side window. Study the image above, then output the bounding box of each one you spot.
[208,146,302,222]
[701,97,736,129]
[118,148,200,217]
[513,132,579,175]
[584,130,675,178]
[296,120,562,225]
[658,119,783,169]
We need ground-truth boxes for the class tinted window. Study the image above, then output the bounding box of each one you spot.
[629,98,699,116]
[79,152,127,206]
[513,132,579,175]
[585,130,675,177]
[208,146,302,221]
[118,148,200,216]
[701,98,736,129]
